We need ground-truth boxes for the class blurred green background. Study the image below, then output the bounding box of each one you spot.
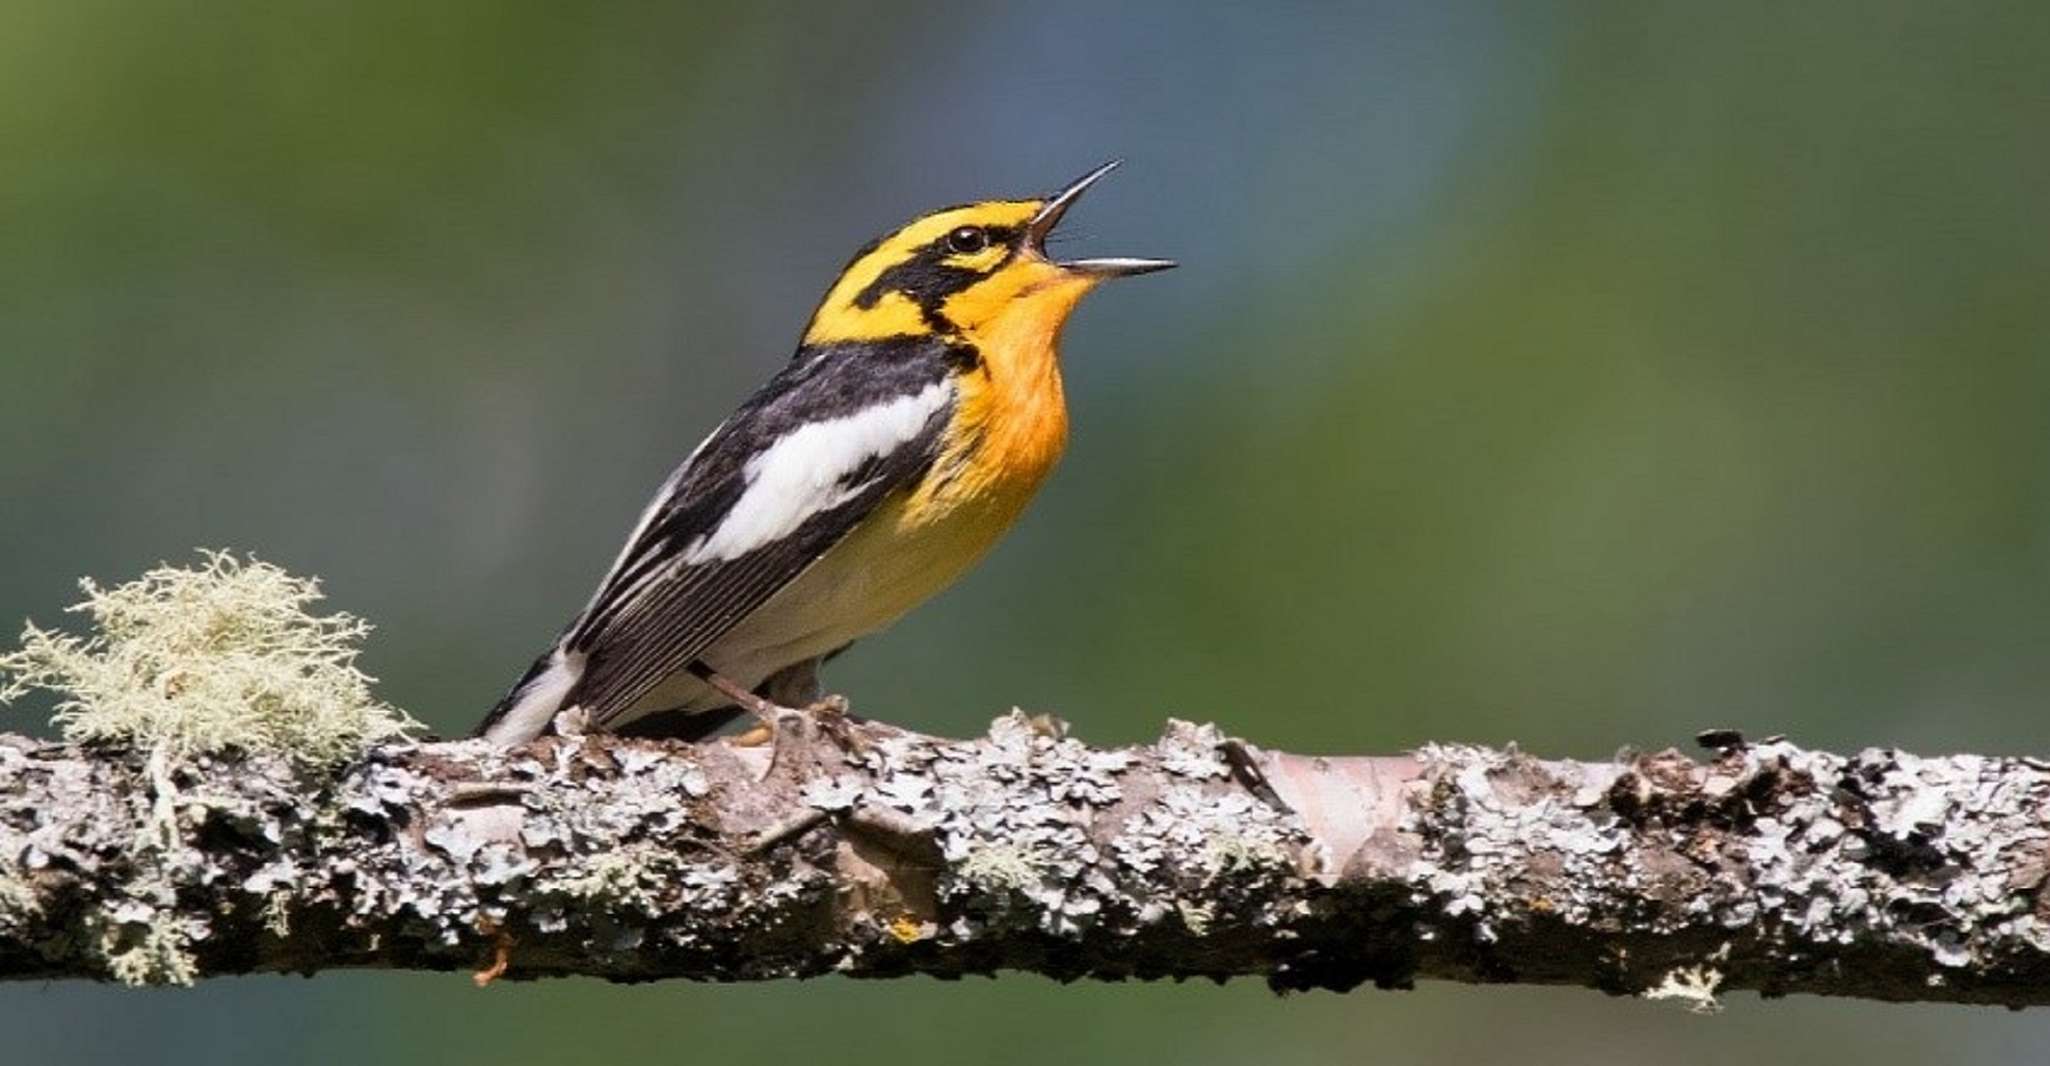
[3,1,2048,1062]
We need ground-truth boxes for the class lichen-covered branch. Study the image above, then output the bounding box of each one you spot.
[4,712,2050,1008]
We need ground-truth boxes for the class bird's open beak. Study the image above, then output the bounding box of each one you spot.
[1027,160,1177,278]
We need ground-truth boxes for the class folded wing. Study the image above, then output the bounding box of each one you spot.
[475,337,962,740]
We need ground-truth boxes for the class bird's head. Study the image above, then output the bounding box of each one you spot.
[802,161,1174,350]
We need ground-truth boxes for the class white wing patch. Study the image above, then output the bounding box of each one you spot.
[685,382,950,564]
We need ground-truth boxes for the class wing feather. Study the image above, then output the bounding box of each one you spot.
[553,336,962,728]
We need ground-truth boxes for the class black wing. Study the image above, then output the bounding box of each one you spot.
[548,336,960,728]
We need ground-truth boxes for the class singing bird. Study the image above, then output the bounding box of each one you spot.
[475,162,1173,745]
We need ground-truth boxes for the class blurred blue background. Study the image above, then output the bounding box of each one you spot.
[4,1,2048,1062]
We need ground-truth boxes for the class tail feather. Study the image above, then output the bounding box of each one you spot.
[473,646,585,744]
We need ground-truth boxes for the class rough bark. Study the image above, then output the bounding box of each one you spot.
[3,711,2049,1008]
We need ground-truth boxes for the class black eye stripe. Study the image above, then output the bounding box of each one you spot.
[848,223,1026,332]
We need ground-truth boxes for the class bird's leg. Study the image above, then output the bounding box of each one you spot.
[686,661,781,720]
[758,657,863,757]
[759,657,852,718]
[757,656,822,708]
[686,662,780,749]
[689,659,856,780]
[696,657,848,735]
[687,661,799,780]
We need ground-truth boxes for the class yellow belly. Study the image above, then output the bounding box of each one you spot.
[714,487,1032,665]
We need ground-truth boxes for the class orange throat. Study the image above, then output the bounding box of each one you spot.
[926,273,1095,513]
[968,315,1071,487]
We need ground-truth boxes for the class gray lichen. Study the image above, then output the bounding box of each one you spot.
[1383,737,2050,1004]
[4,711,2050,1005]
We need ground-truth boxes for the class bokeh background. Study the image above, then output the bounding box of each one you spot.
[4,1,2048,1062]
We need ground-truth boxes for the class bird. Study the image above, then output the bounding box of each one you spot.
[474,161,1174,745]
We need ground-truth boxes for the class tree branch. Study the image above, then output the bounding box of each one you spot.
[4,712,2049,1008]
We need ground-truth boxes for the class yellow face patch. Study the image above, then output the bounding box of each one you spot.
[939,258,1088,342]
[938,242,1010,276]
[803,200,1045,344]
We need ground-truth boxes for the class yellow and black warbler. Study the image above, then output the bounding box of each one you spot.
[476,162,1172,744]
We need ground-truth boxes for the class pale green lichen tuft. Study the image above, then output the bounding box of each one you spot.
[0,867,38,934]
[0,550,418,770]
[1641,943,1731,1014]
[553,845,670,911]
[262,891,293,939]
[1203,832,1289,875]
[98,913,200,988]
[956,844,1041,893]
[1642,962,1726,1015]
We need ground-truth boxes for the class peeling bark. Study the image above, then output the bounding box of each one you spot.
[3,712,2050,1007]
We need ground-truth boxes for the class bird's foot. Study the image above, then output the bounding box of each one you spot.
[759,700,835,783]
[727,694,848,746]
[802,693,869,756]
[683,661,865,780]
[733,694,861,785]
[802,693,851,736]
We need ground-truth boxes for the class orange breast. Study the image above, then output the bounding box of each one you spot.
[909,270,1090,523]
[840,271,1089,627]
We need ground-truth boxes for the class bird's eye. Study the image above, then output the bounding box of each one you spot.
[945,226,989,254]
